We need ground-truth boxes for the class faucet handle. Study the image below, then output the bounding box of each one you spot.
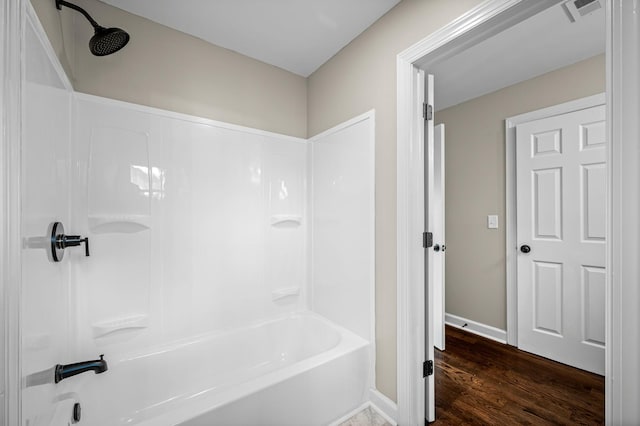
[48,222,90,262]
[81,237,90,257]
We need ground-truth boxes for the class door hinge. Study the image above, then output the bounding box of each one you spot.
[423,360,434,377]
[423,232,433,248]
[423,103,433,120]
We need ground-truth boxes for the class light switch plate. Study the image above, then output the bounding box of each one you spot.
[488,215,498,229]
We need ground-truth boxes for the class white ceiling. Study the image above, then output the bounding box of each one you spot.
[427,2,605,110]
[99,0,400,77]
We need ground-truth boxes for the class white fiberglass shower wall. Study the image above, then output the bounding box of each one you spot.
[20,6,375,426]
[72,96,308,350]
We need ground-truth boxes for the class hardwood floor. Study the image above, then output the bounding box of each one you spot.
[433,326,604,425]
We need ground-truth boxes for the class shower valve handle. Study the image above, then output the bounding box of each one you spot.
[49,222,90,262]
[58,235,90,257]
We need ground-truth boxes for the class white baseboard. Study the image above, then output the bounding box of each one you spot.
[445,313,507,344]
[369,388,398,425]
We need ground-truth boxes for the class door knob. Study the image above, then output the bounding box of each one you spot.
[434,244,446,252]
[520,244,531,254]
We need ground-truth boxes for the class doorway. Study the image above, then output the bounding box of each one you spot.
[394,0,629,424]
[430,5,605,422]
[430,72,606,420]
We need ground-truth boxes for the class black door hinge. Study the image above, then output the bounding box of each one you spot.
[423,232,433,248]
[423,103,433,120]
[423,360,434,377]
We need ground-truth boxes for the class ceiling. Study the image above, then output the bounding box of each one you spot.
[427,1,605,110]
[99,0,401,77]
[97,1,604,103]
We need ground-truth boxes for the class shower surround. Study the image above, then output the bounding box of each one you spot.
[22,7,375,425]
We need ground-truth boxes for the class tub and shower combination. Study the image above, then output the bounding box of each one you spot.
[21,7,375,425]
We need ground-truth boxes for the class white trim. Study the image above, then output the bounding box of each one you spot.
[506,94,606,126]
[604,2,614,422]
[607,1,640,423]
[396,63,425,426]
[396,1,563,423]
[445,313,507,344]
[399,0,529,65]
[369,388,398,425]
[504,93,605,346]
[1,0,23,424]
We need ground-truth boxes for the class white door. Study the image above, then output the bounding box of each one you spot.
[516,105,606,375]
[424,73,436,422]
[433,124,446,351]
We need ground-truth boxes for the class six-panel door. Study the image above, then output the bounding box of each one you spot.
[516,105,606,375]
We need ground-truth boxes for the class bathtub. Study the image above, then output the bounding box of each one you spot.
[76,312,371,425]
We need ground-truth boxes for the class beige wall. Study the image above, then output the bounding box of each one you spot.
[308,0,486,401]
[30,0,74,78]
[437,54,605,330]
[30,0,307,137]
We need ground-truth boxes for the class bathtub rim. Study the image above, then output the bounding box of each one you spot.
[115,310,359,364]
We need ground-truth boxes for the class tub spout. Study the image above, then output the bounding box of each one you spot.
[54,354,108,383]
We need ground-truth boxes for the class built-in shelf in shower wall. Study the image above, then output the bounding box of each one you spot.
[92,314,149,338]
[270,214,302,227]
[77,120,153,342]
[265,141,306,305]
[88,214,151,233]
[271,287,300,301]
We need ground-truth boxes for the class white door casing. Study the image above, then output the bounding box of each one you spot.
[424,73,436,423]
[516,105,606,375]
[433,124,446,351]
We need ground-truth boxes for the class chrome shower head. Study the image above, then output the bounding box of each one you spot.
[55,0,130,56]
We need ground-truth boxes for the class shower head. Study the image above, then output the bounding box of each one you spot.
[90,26,130,56]
[55,0,130,56]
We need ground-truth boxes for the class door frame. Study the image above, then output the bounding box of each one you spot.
[397,0,640,424]
[505,93,606,347]
[1,0,23,424]
[396,1,563,423]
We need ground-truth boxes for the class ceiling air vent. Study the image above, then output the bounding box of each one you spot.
[562,0,602,22]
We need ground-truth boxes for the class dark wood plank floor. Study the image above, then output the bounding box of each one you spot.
[433,325,604,425]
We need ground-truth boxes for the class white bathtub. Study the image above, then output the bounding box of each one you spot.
[76,312,371,425]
